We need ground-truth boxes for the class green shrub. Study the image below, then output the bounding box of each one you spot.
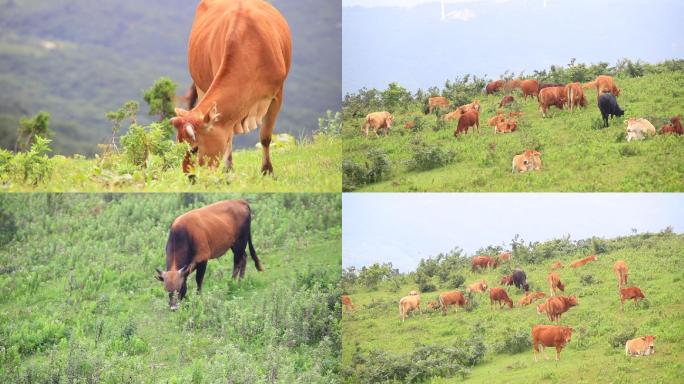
[495,328,532,355]
[581,274,596,286]
[619,145,640,157]
[609,327,637,348]
[366,148,391,183]
[119,122,187,170]
[11,136,53,185]
[406,136,455,171]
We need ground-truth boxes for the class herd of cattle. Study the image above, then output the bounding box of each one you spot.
[358,75,682,174]
[342,252,656,362]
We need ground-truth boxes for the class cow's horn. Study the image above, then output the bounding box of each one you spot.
[156,267,163,275]
[185,125,196,141]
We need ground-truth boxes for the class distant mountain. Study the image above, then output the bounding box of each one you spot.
[0,0,341,155]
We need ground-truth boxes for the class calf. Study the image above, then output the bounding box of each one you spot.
[399,294,421,321]
[454,110,480,136]
[467,280,488,293]
[512,150,542,173]
[519,291,546,306]
[620,286,645,311]
[472,256,499,271]
[487,112,506,127]
[342,295,354,311]
[598,93,624,128]
[498,251,512,262]
[570,255,598,268]
[500,274,514,286]
[495,119,518,134]
[613,260,628,288]
[626,336,656,356]
[625,118,656,141]
[520,79,539,100]
[489,287,513,309]
[363,111,393,136]
[550,260,563,270]
[538,86,566,117]
[512,268,529,291]
[532,325,573,361]
[544,295,578,323]
[547,272,565,296]
[485,80,504,95]
[439,290,469,314]
[660,115,683,135]
[499,95,515,107]
[425,96,449,114]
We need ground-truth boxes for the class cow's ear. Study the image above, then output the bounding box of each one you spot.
[155,268,165,282]
[175,108,190,117]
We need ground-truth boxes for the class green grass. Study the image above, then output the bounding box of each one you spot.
[0,135,341,192]
[343,72,684,191]
[0,194,342,383]
[342,233,684,383]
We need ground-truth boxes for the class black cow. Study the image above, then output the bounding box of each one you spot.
[512,268,529,292]
[598,93,624,128]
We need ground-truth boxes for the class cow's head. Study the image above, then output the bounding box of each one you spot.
[481,281,488,290]
[562,327,574,344]
[409,290,418,296]
[155,265,192,310]
[643,336,656,354]
[386,113,394,127]
[536,303,545,315]
[589,255,598,261]
[170,104,224,169]
[612,86,621,97]
[566,295,578,307]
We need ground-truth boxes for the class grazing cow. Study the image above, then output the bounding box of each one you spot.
[455,110,480,136]
[520,79,540,100]
[625,118,656,141]
[499,251,512,262]
[539,83,565,90]
[472,256,499,271]
[613,260,628,288]
[536,302,547,315]
[512,150,542,173]
[486,80,505,94]
[439,290,469,314]
[170,0,291,175]
[504,79,522,92]
[342,295,354,311]
[500,95,515,107]
[495,119,517,134]
[425,96,450,114]
[404,120,416,130]
[467,280,488,293]
[543,296,578,323]
[489,287,513,309]
[532,325,573,362]
[399,294,421,321]
[512,268,529,291]
[595,75,620,98]
[661,115,683,135]
[598,93,624,127]
[500,274,514,286]
[487,112,506,127]
[547,272,565,296]
[427,300,441,310]
[155,200,262,310]
[565,82,588,111]
[570,255,598,268]
[362,111,393,136]
[446,100,481,122]
[519,291,546,306]
[620,286,645,311]
[551,261,563,270]
[626,336,656,356]
[538,86,566,117]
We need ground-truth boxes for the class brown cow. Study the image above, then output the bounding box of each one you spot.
[362,111,393,136]
[613,260,628,288]
[582,80,596,90]
[595,75,620,98]
[439,290,469,314]
[538,86,566,117]
[626,336,656,356]
[399,294,421,321]
[661,115,683,135]
[508,111,524,118]
[512,150,542,173]
[404,120,416,130]
[427,300,441,310]
[445,100,481,122]
[485,80,505,95]
[467,280,488,293]
[455,110,480,136]
[543,295,578,323]
[155,200,262,310]
[570,255,598,268]
[519,291,546,306]
[520,79,540,100]
[495,119,517,134]
[620,286,645,311]
[565,82,588,111]
[504,79,522,92]
[500,275,514,286]
[500,95,515,107]
[487,112,506,127]
[426,96,450,114]
[489,287,513,309]
[499,251,512,262]
[171,0,291,175]
[547,272,565,296]
[472,256,499,271]
[532,325,573,361]
[342,295,354,311]
[551,261,563,270]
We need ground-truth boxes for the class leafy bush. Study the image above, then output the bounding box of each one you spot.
[119,122,187,170]
[9,136,54,185]
[406,136,455,171]
[143,77,178,121]
[495,328,532,355]
[449,274,465,289]
[419,281,437,293]
[317,110,342,136]
[366,148,391,183]
[609,327,637,348]
[581,274,597,285]
[619,145,640,157]
[342,149,392,191]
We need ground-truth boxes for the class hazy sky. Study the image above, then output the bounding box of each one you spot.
[343,194,684,272]
[343,0,683,93]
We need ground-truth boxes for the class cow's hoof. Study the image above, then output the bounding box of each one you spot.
[187,174,197,184]
[261,165,274,176]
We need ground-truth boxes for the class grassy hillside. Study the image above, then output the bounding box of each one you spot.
[342,71,684,192]
[341,232,684,383]
[0,194,342,383]
[0,0,341,155]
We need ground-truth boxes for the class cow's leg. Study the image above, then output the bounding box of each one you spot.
[555,346,561,361]
[238,253,248,279]
[260,89,284,175]
[195,261,207,293]
[541,345,549,360]
[223,135,234,172]
[179,279,188,301]
[533,344,539,362]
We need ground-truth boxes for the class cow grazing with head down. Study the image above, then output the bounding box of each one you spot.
[595,75,620,98]
[170,0,292,175]
[438,290,469,314]
[626,336,656,356]
[625,118,656,141]
[598,93,624,128]
[620,286,645,311]
[399,293,421,321]
[489,287,513,309]
[543,295,578,323]
[499,95,515,107]
[512,150,542,173]
[551,260,563,270]
[661,115,683,135]
[362,111,393,136]
[472,256,499,271]
[486,80,505,95]
[155,200,263,310]
[425,96,450,114]
[547,272,565,296]
[455,110,480,136]
[342,295,354,311]
[519,291,546,306]
[520,79,540,100]
[565,82,587,111]
[538,86,566,117]
[613,260,628,288]
[512,268,529,292]
[532,325,573,362]
[570,255,598,268]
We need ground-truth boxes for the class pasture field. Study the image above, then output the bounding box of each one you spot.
[0,193,342,383]
[341,232,684,383]
[0,134,341,192]
[342,71,684,192]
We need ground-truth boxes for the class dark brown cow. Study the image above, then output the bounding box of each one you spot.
[538,86,566,117]
[438,290,469,314]
[486,80,505,95]
[472,256,499,271]
[455,110,480,136]
[543,295,578,323]
[565,82,587,111]
[489,287,513,309]
[512,268,529,291]
[532,325,573,361]
[520,79,540,100]
[499,95,515,107]
[661,116,683,135]
[155,200,262,310]
[547,272,565,296]
[171,0,292,175]
[595,75,620,98]
[620,286,645,311]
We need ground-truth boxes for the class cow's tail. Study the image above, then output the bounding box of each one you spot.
[399,300,404,320]
[188,83,198,109]
[567,86,574,111]
[245,205,263,272]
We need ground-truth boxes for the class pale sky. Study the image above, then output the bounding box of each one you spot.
[343,194,684,272]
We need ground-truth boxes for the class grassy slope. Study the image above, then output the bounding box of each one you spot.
[0,194,342,383]
[343,72,684,192]
[1,136,341,192]
[342,234,684,383]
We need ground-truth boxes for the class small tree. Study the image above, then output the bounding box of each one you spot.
[105,101,139,152]
[144,77,178,121]
[15,112,51,152]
